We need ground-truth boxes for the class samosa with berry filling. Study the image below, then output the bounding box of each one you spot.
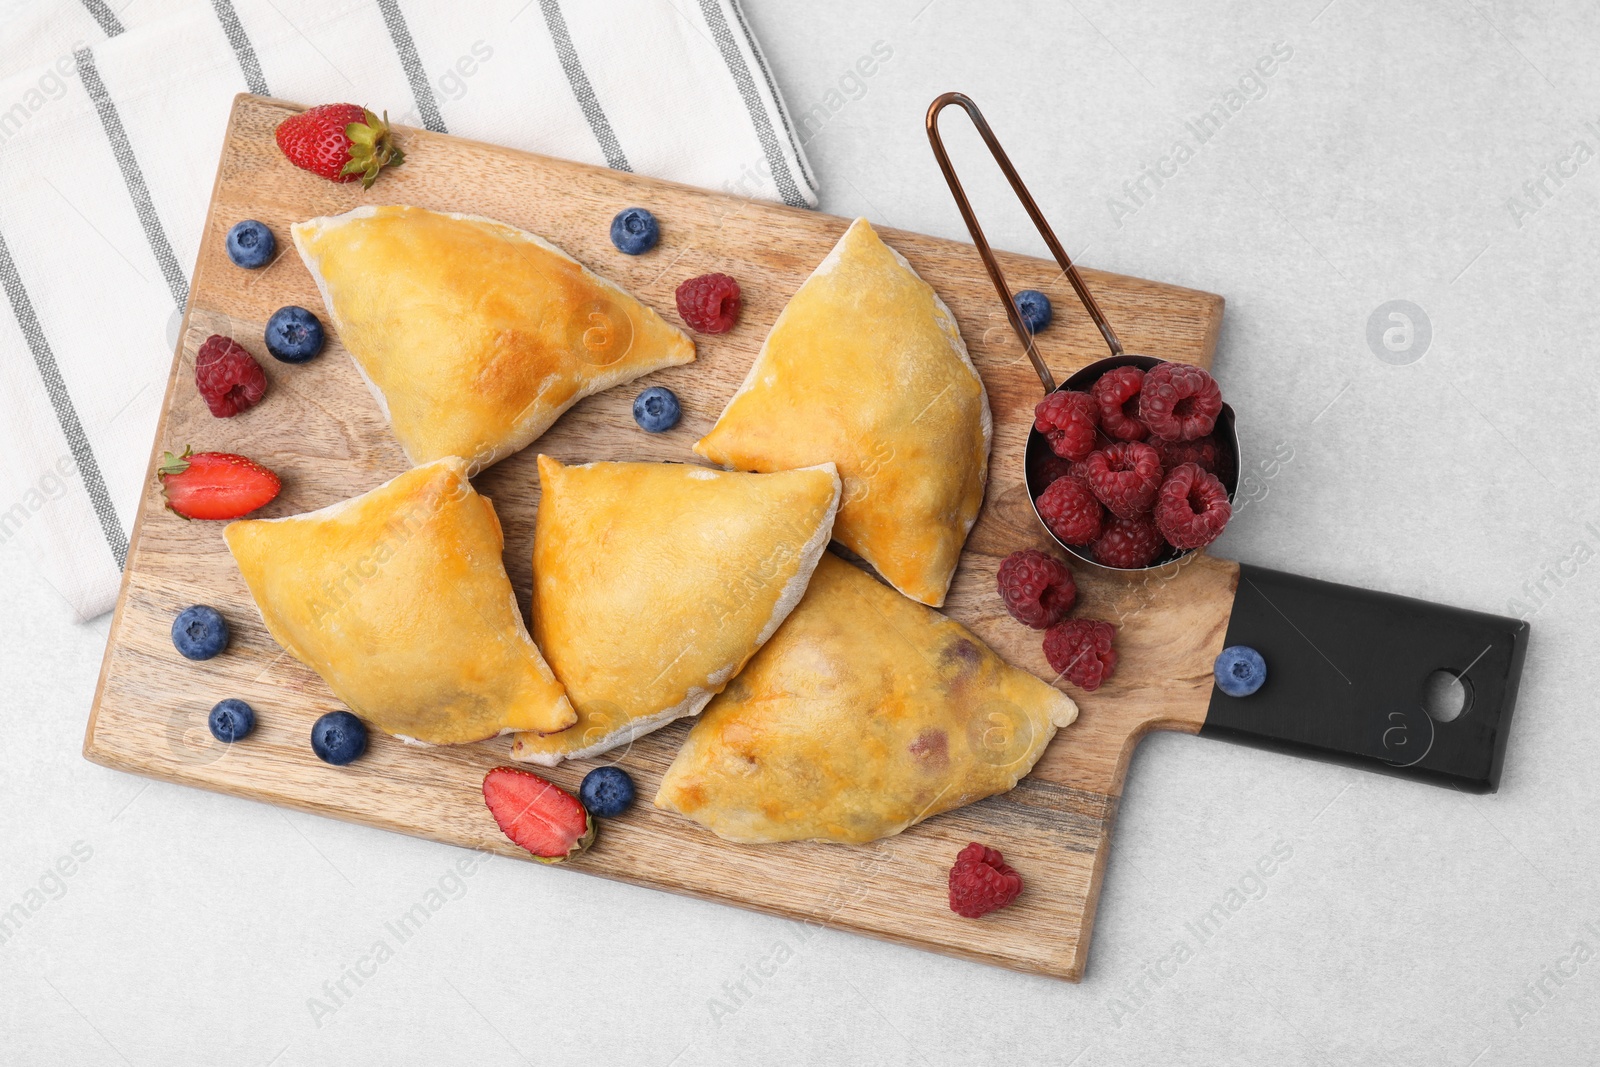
[656,554,1076,845]
[293,204,694,471]
[510,456,841,766]
[694,217,990,608]
[224,458,574,745]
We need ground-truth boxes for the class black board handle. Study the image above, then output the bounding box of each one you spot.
[1201,564,1529,793]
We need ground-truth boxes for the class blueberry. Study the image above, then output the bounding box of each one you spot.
[311,710,368,765]
[265,306,326,364]
[633,386,681,432]
[1014,289,1052,333]
[579,766,636,817]
[610,207,659,255]
[1214,645,1267,697]
[226,220,275,269]
[172,605,229,660]
[208,698,256,743]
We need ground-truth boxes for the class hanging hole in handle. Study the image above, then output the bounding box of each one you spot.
[1422,668,1473,723]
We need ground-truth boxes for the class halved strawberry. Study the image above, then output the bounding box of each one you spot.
[482,766,596,864]
[157,448,281,520]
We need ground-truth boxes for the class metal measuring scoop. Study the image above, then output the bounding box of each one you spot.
[926,91,1239,571]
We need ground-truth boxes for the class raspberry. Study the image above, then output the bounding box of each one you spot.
[1081,441,1163,520]
[1154,433,1226,477]
[948,842,1022,918]
[995,549,1077,629]
[1094,515,1166,568]
[1091,366,1147,441]
[1042,618,1118,691]
[675,272,741,333]
[195,334,268,417]
[1155,462,1232,549]
[1034,451,1075,488]
[1035,476,1104,545]
[1140,362,1222,442]
[1033,390,1098,461]
[1036,454,1097,489]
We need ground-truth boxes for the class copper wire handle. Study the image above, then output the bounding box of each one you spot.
[925,91,1124,394]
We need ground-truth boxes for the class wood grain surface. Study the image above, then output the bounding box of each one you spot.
[84,95,1236,981]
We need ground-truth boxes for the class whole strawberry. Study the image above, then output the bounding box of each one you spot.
[275,104,403,188]
[158,448,280,520]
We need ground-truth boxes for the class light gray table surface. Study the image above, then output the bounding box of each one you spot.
[4,1,1597,1063]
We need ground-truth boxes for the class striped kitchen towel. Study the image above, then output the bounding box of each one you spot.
[0,0,817,620]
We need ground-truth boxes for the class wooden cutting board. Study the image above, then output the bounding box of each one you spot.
[84,94,1235,982]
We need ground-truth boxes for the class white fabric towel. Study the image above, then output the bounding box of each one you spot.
[0,0,818,620]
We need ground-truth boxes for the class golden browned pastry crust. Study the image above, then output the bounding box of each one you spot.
[293,205,695,471]
[694,217,989,606]
[225,458,574,744]
[510,457,841,766]
[656,554,1076,844]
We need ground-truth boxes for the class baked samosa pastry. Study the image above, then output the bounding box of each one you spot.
[224,458,574,745]
[694,217,990,607]
[510,456,840,766]
[656,554,1076,845]
[293,205,695,471]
